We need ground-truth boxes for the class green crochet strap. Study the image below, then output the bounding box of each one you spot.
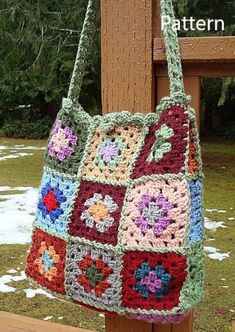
[67,0,98,104]
[160,0,184,96]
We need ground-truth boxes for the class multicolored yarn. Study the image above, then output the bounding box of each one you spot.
[121,179,190,248]
[35,170,76,237]
[26,228,66,294]
[25,0,204,324]
[48,120,78,161]
[26,98,204,322]
[69,180,126,245]
[65,244,120,309]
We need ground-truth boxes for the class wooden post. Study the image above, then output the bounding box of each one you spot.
[101,0,154,115]
[101,0,155,331]
[101,0,199,331]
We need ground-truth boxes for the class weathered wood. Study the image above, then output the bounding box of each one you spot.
[171,314,194,332]
[101,0,154,114]
[156,63,235,77]
[154,36,235,63]
[153,323,172,332]
[105,315,152,332]
[0,311,93,332]
[101,0,161,330]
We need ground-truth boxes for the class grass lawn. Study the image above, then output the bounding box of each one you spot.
[0,137,234,332]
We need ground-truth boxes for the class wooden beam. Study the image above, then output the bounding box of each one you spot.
[0,311,93,332]
[101,0,154,114]
[105,315,152,332]
[156,63,235,78]
[154,36,235,63]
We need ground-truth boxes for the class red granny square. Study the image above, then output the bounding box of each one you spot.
[68,181,126,245]
[121,251,187,311]
[131,105,189,178]
[25,228,66,294]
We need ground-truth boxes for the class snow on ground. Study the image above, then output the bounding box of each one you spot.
[204,246,230,261]
[13,145,46,150]
[7,269,17,274]
[0,186,33,192]
[205,208,227,213]
[0,153,34,161]
[205,217,227,231]
[43,316,53,321]
[0,271,26,292]
[0,144,45,161]
[24,288,55,299]
[0,144,45,151]
[0,187,38,244]
[0,269,55,299]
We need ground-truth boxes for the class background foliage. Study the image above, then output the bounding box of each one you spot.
[0,0,234,138]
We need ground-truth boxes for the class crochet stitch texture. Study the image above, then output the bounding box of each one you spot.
[25,0,204,324]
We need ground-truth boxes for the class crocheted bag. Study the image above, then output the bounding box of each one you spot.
[25,0,204,324]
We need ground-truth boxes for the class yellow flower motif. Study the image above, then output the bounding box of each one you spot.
[88,201,110,223]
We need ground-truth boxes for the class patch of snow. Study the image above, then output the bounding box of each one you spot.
[221,278,226,281]
[58,317,64,320]
[208,252,230,261]
[13,145,46,151]
[206,238,215,242]
[7,269,17,274]
[23,288,55,299]
[0,186,33,192]
[205,217,227,231]
[0,153,33,161]
[99,313,105,318]
[222,286,229,288]
[204,246,217,253]
[43,316,53,321]
[0,187,38,244]
[204,246,230,261]
[228,217,235,221]
[205,209,227,213]
[0,271,26,293]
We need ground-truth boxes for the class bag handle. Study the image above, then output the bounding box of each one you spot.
[67,0,184,105]
[67,0,98,104]
[160,0,185,96]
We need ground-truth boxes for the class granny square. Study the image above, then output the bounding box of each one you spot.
[45,105,91,176]
[65,243,121,310]
[121,251,187,311]
[120,178,190,248]
[131,105,189,179]
[25,228,66,294]
[81,125,143,183]
[35,170,77,238]
[68,180,126,245]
